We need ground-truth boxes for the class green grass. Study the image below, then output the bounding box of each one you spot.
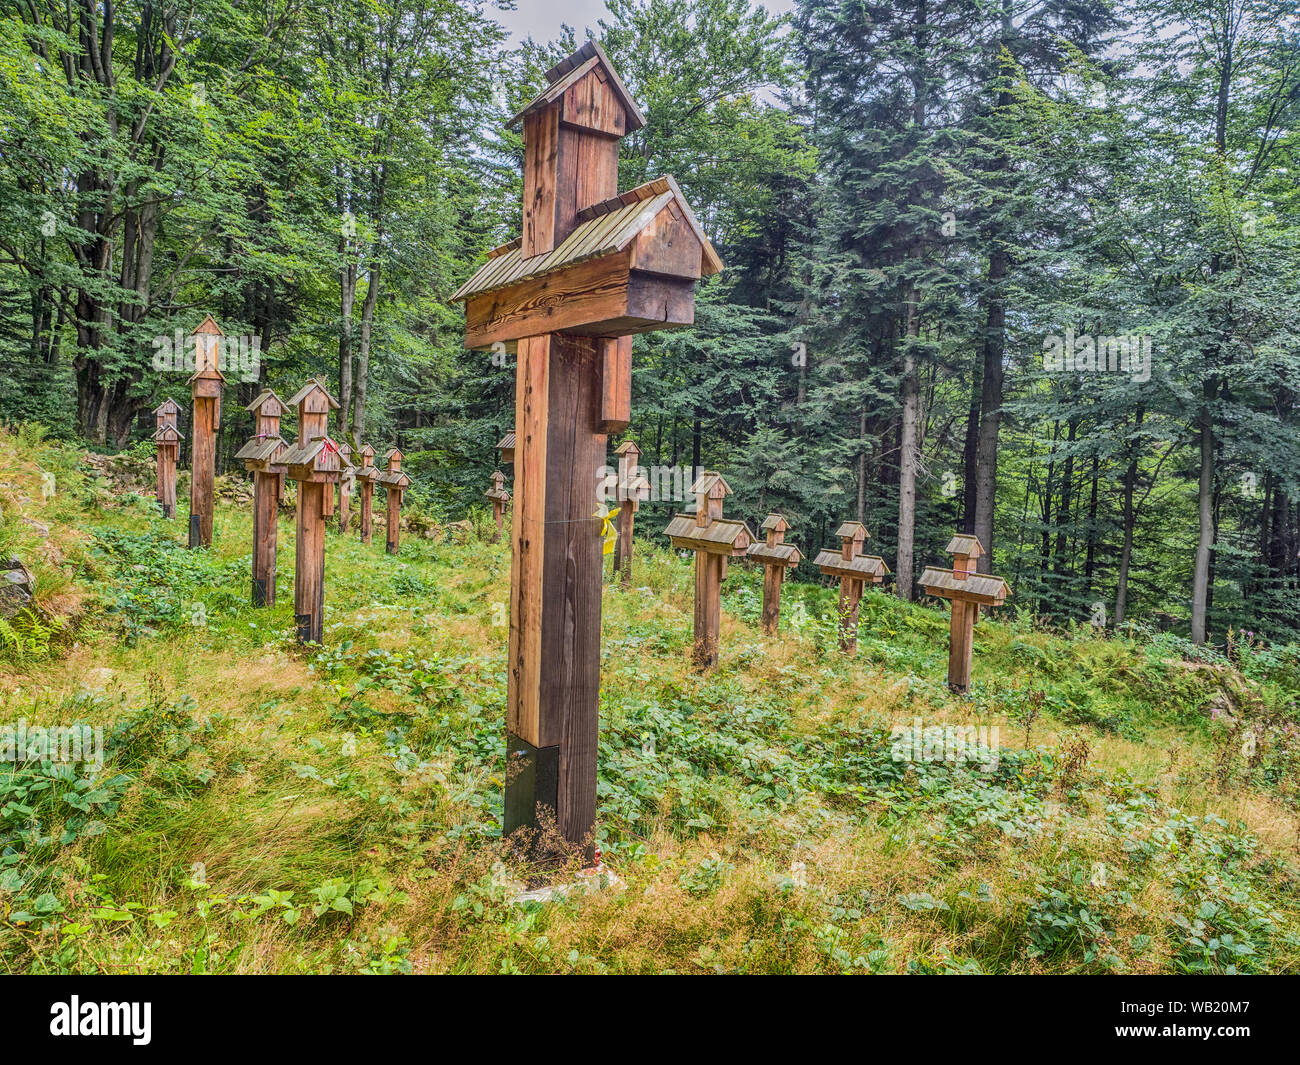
[1,427,1299,973]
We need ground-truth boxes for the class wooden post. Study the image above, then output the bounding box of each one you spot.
[485,470,510,544]
[280,379,342,644]
[920,534,1010,693]
[152,398,182,518]
[664,473,754,670]
[356,445,378,545]
[379,449,410,555]
[186,315,225,548]
[336,444,355,534]
[234,390,289,607]
[748,514,801,636]
[611,440,650,587]
[814,522,890,653]
[452,42,722,856]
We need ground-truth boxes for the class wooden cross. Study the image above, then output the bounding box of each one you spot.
[484,470,510,543]
[378,448,411,555]
[452,41,722,854]
[234,390,288,607]
[747,514,802,635]
[336,443,355,534]
[919,533,1010,693]
[280,379,341,644]
[187,314,225,548]
[664,473,754,670]
[356,444,379,545]
[814,522,890,654]
[610,440,651,587]
[152,398,182,519]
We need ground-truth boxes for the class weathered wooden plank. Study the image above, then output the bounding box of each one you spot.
[597,336,632,434]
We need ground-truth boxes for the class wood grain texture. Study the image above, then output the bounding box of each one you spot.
[156,446,177,518]
[252,471,279,607]
[614,497,635,587]
[188,396,217,548]
[761,562,783,636]
[508,334,550,748]
[948,599,974,692]
[294,481,326,644]
[385,486,402,555]
[359,481,373,545]
[597,335,632,433]
[693,551,723,670]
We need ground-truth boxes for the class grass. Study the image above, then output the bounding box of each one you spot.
[1,425,1299,974]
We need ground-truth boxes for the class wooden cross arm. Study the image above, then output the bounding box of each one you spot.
[919,567,1010,607]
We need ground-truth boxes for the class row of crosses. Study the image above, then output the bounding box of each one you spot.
[152,319,412,648]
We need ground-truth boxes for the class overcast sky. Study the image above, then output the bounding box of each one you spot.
[493,0,799,44]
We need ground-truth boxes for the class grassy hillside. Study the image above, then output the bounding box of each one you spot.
[2,424,1299,974]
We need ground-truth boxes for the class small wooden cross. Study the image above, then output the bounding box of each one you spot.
[152,398,182,519]
[187,314,225,548]
[919,534,1010,693]
[378,448,411,555]
[747,514,802,636]
[336,443,355,534]
[452,41,721,854]
[355,444,379,545]
[814,522,890,653]
[664,472,754,670]
[280,379,342,644]
[610,440,650,587]
[484,470,510,543]
[234,389,288,607]
[497,430,516,465]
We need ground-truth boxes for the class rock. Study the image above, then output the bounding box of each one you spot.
[22,517,49,539]
[0,557,35,619]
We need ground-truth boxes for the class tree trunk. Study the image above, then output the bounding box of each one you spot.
[1190,398,1216,644]
[897,297,921,600]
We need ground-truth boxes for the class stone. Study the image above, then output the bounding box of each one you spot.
[0,557,34,619]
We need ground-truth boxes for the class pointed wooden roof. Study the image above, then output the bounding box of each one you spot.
[245,389,285,415]
[287,378,340,410]
[193,313,224,336]
[451,176,722,302]
[153,398,182,417]
[153,423,182,444]
[945,533,985,558]
[836,521,869,542]
[509,40,645,133]
[760,514,789,533]
[614,439,641,456]
[691,471,731,498]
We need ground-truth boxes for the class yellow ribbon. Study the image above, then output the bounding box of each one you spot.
[594,507,617,555]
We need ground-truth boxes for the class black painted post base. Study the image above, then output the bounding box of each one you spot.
[188,514,201,549]
[295,612,321,645]
[251,578,268,608]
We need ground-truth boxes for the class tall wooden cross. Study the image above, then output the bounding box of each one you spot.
[748,514,802,636]
[452,41,722,855]
[919,534,1010,692]
[485,470,510,543]
[337,443,355,534]
[379,449,410,555]
[610,440,650,588]
[187,314,225,548]
[234,389,288,607]
[152,398,182,519]
[280,379,341,644]
[664,473,754,670]
[356,444,379,545]
[814,522,890,654]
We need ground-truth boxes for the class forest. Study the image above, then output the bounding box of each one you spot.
[2,0,1300,989]
[2,0,1297,643]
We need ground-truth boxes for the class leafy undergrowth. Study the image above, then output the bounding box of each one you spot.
[1,432,1299,973]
